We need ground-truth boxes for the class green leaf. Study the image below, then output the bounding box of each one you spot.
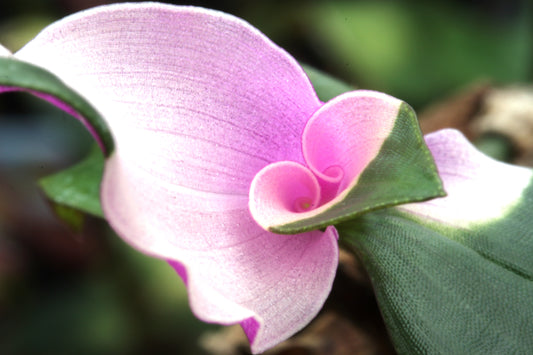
[301,63,354,101]
[0,56,114,155]
[337,187,533,353]
[39,145,104,218]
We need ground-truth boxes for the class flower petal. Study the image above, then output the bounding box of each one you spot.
[303,91,399,188]
[12,3,335,351]
[168,226,338,354]
[252,91,444,234]
[249,161,322,230]
[401,129,533,227]
[102,155,337,352]
[15,3,321,194]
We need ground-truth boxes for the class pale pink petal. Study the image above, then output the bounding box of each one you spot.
[304,91,402,192]
[13,3,336,352]
[168,227,338,353]
[250,90,403,231]
[15,3,321,195]
[400,129,533,226]
[103,154,338,353]
[249,161,322,230]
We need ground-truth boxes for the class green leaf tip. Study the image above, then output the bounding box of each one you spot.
[39,145,104,218]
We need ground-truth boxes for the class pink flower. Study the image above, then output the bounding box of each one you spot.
[2,2,531,353]
[0,3,445,352]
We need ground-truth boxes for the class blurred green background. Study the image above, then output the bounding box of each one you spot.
[0,0,531,354]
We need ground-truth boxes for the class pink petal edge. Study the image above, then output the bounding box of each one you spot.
[12,3,337,352]
[168,226,338,353]
[401,129,533,226]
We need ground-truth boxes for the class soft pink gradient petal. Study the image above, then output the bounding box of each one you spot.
[13,3,337,352]
[103,154,338,353]
[250,91,402,230]
[167,227,338,351]
[303,91,401,193]
[400,129,533,226]
[250,161,321,230]
[15,4,321,195]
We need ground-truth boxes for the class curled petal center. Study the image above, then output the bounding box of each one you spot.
[293,196,316,212]
[249,161,321,230]
[249,91,403,233]
[322,165,344,181]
